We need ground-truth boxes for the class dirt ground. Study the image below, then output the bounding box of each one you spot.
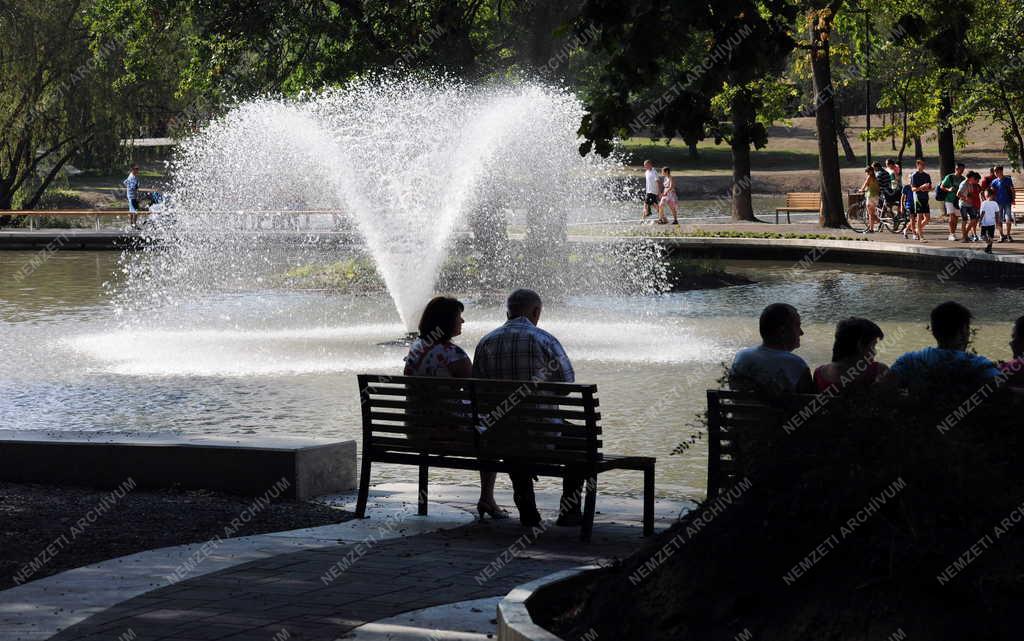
[0,482,352,590]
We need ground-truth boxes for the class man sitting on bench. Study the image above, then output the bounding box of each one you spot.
[472,288,583,528]
[729,303,815,395]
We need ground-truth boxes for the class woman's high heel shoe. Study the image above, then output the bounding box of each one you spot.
[477,501,510,520]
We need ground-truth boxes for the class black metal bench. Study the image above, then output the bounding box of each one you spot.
[356,374,656,541]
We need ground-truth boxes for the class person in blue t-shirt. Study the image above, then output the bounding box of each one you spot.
[885,301,1001,395]
[992,165,1016,243]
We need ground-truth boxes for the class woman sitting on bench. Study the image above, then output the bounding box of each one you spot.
[403,296,509,520]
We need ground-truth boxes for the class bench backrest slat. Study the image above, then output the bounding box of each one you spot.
[706,389,817,498]
[358,374,603,463]
[785,192,821,207]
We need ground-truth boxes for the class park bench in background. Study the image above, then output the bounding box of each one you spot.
[356,374,655,541]
[774,192,821,224]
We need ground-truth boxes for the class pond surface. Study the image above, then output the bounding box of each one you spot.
[2,251,1022,500]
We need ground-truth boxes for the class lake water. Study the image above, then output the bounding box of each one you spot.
[2,250,1022,500]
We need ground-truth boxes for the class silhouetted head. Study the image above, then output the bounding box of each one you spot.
[930,301,972,351]
[418,296,464,342]
[1011,316,1024,359]
[760,303,802,351]
[831,317,885,363]
[507,289,543,326]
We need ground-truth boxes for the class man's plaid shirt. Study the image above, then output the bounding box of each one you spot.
[471,316,575,382]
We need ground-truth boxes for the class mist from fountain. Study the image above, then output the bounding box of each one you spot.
[114,78,665,332]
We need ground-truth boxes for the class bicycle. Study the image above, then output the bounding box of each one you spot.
[847,191,909,234]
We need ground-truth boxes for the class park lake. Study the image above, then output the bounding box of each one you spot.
[3,249,1023,500]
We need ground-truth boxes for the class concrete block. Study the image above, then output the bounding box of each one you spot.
[0,431,357,499]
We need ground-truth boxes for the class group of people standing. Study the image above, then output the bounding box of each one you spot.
[861,159,1016,253]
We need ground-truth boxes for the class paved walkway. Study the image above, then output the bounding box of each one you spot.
[5,484,689,641]
[603,217,1024,258]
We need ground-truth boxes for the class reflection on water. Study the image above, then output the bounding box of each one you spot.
[2,251,1023,499]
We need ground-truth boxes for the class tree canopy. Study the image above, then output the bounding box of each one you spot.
[2,0,1022,225]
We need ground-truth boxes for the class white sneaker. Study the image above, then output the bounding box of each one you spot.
[948,234,956,241]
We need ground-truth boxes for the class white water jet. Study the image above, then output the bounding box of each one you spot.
[116,78,663,331]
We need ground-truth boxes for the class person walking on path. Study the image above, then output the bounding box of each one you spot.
[472,289,583,528]
[123,165,140,229]
[992,166,1016,242]
[956,171,982,242]
[861,166,881,232]
[403,296,509,521]
[940,162,966,241]
[642,160,661,223]
[658,167,679,225]
[909,158,932,242]
[980,188,1000,253]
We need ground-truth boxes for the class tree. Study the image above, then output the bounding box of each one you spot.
[893,1,976,178]
[0,1,115,211]
[966,0,1024,169]
[801,1,847,228]
[574,0,797,221]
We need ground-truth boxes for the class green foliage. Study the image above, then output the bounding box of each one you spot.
[0,0,134,209]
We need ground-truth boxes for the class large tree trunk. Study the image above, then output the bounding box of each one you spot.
[810,8,846,228]
[937,93,956,177]
[897,108,909,164]
[837,123,857,163]
[998,89,1024,170]
[913,136,923,160]
[730,93,757,221]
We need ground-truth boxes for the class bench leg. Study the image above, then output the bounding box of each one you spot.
[356,456,372,518]
[643,465,655,536]
[418,464,428,516]
[580,476,597,543]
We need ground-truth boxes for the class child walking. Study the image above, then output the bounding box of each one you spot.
[980,188,1001,254]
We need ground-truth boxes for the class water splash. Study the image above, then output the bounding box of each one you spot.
[115,78,665,331]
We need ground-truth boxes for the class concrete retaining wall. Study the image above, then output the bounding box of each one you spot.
[0,431,357,500]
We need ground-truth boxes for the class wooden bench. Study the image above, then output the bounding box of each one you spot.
[356,374,656,541]
[706,390,816,498]
[774,192,821,224]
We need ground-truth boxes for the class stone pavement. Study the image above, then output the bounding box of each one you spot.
[8,484,690,641]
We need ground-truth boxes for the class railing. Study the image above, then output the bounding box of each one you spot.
[0,210,349,231]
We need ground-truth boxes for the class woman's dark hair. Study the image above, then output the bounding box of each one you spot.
[832,317,885,362]
[418,296,464,342]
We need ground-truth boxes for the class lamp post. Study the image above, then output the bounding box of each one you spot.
[862,10,872,165]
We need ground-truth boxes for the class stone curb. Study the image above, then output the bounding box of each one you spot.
[497,565,600,641]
